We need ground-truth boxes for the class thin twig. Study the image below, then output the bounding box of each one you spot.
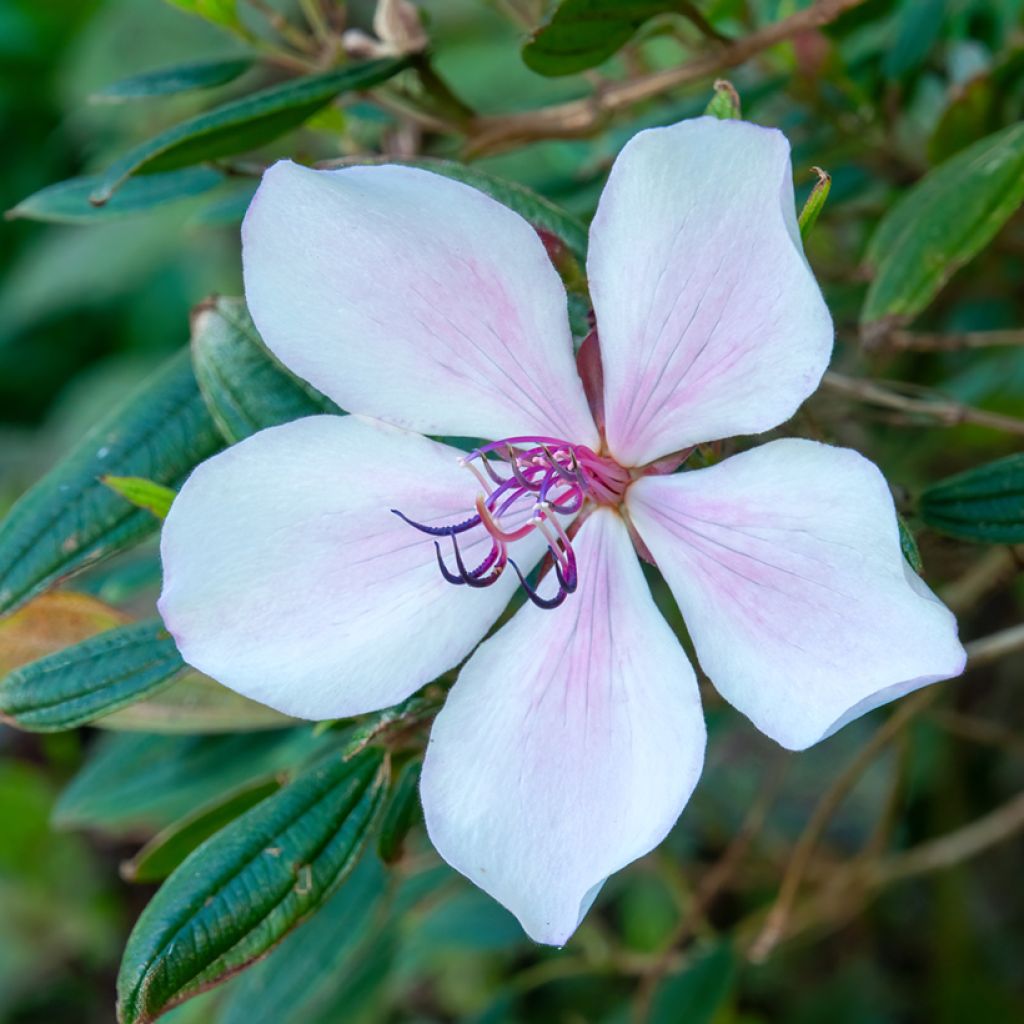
[865,788,1024,886]
[822,371,1024,437]
[764,787,1024,949]
[746,621,1024,962]
[931,710,1024,759]
[464,0,867,156]
[885,328,1024,352]
[245,0,319,54]
[747,689,932,962]
[634,756,785,1021]
[941,547,1022,616]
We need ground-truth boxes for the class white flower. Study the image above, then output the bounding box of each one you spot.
[159,117,965,945]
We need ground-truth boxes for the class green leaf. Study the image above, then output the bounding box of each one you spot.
[191,296,340,443]
[89,58,412,206]
[116,745,389,1024]
[6,168,225,224]
[704,79,741,120]
[647,942,736,1024]
[522,0,685,77]
[798,167,831,240]
[122,779,282,883]
[377,758,422,863]
[102,477,177,520]
[97,671,296,733]
[0,349,223,618]
[54,728,326,836]
[163,0,244,32]
[91,57,254,103]
[918,453,1024,543]
[219,854,387,1024]
[882,0,945,82]
[861,122,1024,330]
[0,619,183,733]
[898,515,924,573]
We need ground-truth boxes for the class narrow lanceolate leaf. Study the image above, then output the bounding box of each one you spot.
[116,746,390,1024]
[89,58,411,206]
[0,619,183,732]
[164,0,244,32]
[122,779,282,883]
[0,349,222,617]
[91,57,254,103]
[861,122,1024,330]
[6,168,224,224]
[898,515,924,573]
[102,476,176,520]
[54,729,326,836]
[798,167,831,240]
[704,79,741,120]
[191,296,339,442]
[377,758,422,863]
[219,855,387,1024]
[522,0,685,76]
[918,453,1024,543]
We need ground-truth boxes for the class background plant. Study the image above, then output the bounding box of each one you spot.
[2,1,1024,1022]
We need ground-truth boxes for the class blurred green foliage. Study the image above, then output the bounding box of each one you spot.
[3,1,1024,1022]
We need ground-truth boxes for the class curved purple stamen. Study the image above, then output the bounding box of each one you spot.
[395,435,629,610]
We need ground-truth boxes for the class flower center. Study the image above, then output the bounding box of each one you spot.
[393,436,631,609]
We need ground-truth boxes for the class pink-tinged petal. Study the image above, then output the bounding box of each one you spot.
[627,440,966,751]
[159,416,540,720]
[421,509,705,945]
[588,117,833,466]
[242,162,597,446]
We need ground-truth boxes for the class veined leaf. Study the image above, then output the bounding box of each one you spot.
[522,0,687,77]
[191,296,339,443]
[862,122,1024,329]
[54,728,326,836]
[918,452,1024,543]
[91,57,254,103]
[219,854,388,1024]
[0,591,128,676]
[0,349,222,618]
[122,778,282,883]
[0,619,183,733]
[6,168,224,224]
[98,671,296,733]
[89,58,412,206]
[117,746,389,1024]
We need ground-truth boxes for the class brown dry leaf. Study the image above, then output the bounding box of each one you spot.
[0,591,129,675]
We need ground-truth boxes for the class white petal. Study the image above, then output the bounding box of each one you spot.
[242,162,597,445]
[588,117,833,466]
[627,440,967,751]
[421,509,705,945]
[159,416,539,719]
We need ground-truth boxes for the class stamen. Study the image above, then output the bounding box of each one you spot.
[395,435,630,610]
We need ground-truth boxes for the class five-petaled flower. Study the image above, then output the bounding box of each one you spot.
[159,117,966,946]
